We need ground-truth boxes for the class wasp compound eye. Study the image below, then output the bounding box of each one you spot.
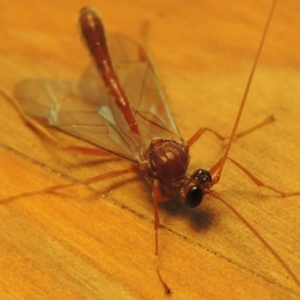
[184,185,203,208]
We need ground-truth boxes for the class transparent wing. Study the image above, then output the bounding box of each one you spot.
[14,34,183,161]
[14,79,141,161]
[80,34,182,140]
[107,34,182,140]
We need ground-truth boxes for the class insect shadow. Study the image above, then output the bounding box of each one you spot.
[159,194,215,231]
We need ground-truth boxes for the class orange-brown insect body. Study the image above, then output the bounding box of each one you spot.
[79,7,213,210]
[6,1,300,294]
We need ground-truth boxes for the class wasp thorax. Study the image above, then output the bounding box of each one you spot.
[146,138,190,183]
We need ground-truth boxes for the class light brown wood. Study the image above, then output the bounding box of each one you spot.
[0,0,299,299]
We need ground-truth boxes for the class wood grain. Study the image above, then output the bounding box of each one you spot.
[0,0,300,299]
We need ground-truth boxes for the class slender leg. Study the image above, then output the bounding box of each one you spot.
[0,167,137,204]
[209,189,300,288]
[230,115,274,141]
[226,158,300,197]
[187,127,226,147]
[152,180,171,294]
[61,145,112,156]
[187,115,275,147]
[210,156,300,197]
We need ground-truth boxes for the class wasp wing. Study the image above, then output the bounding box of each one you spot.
[107,35,182,140]
[14,34,183,161]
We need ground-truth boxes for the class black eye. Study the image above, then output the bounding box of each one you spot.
[184,186,203,208]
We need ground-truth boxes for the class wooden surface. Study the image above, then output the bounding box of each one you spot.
[0,0,300,299]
